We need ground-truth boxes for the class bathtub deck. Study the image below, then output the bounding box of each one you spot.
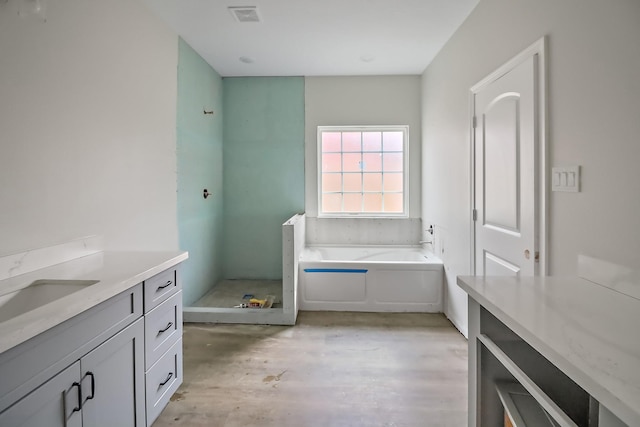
[192,279,283,308]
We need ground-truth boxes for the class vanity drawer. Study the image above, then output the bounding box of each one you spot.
[144,267,179,312]
[146,338,182,427]
[145,290,182,367]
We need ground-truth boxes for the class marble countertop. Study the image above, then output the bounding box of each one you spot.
[0,250,188,355]
[457,275,640,426]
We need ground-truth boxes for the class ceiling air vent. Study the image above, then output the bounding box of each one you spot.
[228,6,262,23]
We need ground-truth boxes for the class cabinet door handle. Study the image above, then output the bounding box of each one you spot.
[158,322,174,334]
[159,372,173,387]
[70,382,82,413]
[157,280,173,290]
[85,371,96,401]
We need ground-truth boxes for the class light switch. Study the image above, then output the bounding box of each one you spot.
[552,166,580,192]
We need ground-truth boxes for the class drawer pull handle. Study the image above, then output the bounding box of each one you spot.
[159,372,173,387]
[157,280,173,290]
[158,322,174,334]
[71,382,82,413]
[85,371,96,401]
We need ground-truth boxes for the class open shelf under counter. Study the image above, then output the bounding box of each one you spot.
[457,275,640,427]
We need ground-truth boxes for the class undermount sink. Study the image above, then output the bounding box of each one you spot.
[0,279,99,323]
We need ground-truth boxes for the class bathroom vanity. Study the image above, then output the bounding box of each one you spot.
[457,274,639,427]
[0,242,187,427]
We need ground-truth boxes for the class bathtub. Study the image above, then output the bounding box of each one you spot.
[298,246,443,312]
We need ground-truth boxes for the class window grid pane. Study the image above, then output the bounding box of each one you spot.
[322,132,342,152]
[363,132,382,152]
[320,127,406,215]
[342,132,362,152]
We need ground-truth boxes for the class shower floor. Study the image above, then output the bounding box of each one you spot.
[192,279,283,309]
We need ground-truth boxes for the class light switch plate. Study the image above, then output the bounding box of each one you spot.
[552,166,580,192]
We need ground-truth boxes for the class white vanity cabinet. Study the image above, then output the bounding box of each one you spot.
[0,318,145,427]
[0,261,185,427]
[0,285,145,427]
[458,275,639,427]
[142,267,183,427]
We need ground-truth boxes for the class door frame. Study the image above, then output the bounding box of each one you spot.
[469,37,548,276]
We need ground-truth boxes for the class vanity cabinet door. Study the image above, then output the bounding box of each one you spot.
[0,361,82,427]
[599,405,627,427]
[80,317,145,427]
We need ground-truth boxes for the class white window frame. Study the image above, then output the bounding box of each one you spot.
[317,125,410,218]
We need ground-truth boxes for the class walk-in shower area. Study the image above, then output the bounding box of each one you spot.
[183,214,305,326]
[176,75,306,326]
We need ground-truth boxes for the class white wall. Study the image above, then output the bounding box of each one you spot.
[305,76,423,244]
[0,0,179,254]
[422,0,640,336]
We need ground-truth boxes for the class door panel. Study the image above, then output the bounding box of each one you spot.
[484,251,521,276]
[0,362,82,427]
[484,95,520,232]
[81,318,145,427]
[474,55,538,277]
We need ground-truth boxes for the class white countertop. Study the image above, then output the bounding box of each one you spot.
[0,250,188,355]
[457,275,640,426]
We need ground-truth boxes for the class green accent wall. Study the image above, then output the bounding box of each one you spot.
[177,38,224,305]
[222,77,305,279]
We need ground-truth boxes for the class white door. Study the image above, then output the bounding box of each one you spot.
[473,52,543,277]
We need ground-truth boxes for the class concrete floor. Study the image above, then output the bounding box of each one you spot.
[153,312,468,427]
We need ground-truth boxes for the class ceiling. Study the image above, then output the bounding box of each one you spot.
[142,0,479,77]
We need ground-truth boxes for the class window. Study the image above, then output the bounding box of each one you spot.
[318,125,408,216]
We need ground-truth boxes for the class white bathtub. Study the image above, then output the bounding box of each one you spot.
[298,246,443,312]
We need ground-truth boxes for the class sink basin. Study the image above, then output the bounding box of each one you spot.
[0,279,99,323]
